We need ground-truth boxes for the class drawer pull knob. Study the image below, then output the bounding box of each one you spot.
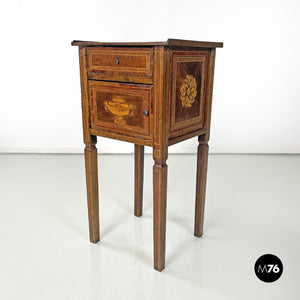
[114,58,120,64]
[143,110,149,116]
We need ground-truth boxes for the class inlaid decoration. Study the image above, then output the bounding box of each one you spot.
[180,75,197,108]
[104,96,134,124]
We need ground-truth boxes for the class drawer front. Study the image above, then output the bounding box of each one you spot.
[170,50,209,137]
[87,47,153,77]
[89,81,152,138]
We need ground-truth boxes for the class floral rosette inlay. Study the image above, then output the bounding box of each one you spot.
[180,75,197,108]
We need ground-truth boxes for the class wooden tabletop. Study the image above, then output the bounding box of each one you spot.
[71,38,223,48]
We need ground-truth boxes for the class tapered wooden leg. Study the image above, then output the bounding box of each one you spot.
[152,46,169,271]
[84,137,100,243]
[153,154,168,271]
[194,136,209,237]
[134,144,144,217]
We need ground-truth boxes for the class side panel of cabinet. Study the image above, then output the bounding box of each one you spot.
[169,50,209,138]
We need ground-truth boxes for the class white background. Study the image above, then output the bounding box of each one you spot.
[0,0,299,154]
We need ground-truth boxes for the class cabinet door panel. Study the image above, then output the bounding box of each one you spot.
[170,51,209,137]
[89,81,152,139]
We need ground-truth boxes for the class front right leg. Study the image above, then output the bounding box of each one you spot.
[153,146,168,271]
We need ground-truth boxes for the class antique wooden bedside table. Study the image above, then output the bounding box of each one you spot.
[72,39,223,271]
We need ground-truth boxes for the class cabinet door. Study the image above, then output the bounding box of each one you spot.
[89,81,152,139]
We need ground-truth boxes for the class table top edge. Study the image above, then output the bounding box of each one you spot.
[71,39,223,48]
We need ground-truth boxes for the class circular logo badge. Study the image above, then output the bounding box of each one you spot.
[254,254,283,282]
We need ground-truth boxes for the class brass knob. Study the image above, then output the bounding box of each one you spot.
[114,58,120,64]
[143,110,149,116]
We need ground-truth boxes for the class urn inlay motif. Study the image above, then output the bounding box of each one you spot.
[104,96,134,124]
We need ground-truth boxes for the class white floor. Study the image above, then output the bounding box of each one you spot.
[0,153,299,300]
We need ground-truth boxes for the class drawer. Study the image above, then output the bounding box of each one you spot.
[87,47,153,81]
[89,81,152,138]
